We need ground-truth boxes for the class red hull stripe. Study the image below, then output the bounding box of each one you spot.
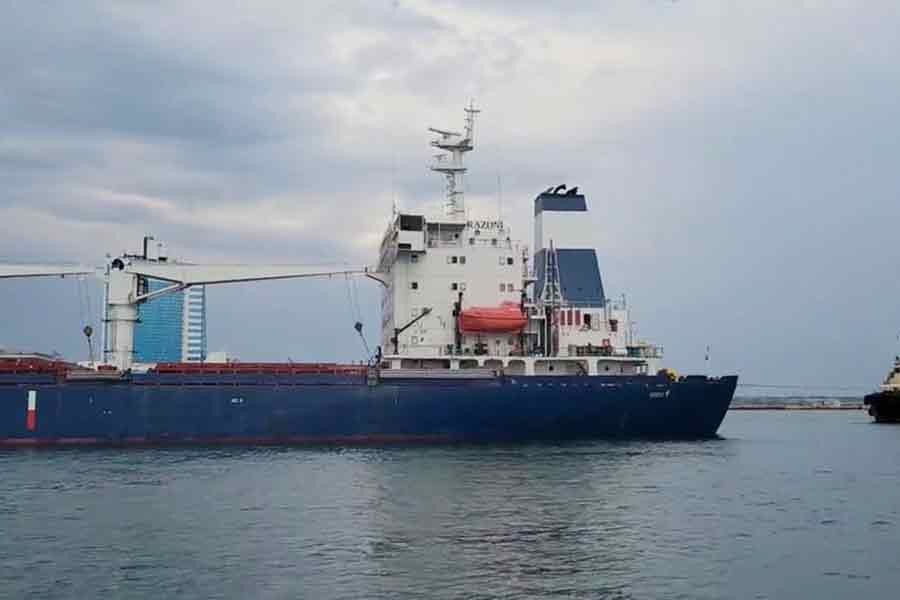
[0,434,457,448]
[26,391,37,431]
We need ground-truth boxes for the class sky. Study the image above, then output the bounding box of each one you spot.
[2,0,899,391]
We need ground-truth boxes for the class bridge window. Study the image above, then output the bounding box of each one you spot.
[459,256,466,264]
[499,283,506,292]
[507,257,514,265]
[410,281,419,290]
[399,215,424,231]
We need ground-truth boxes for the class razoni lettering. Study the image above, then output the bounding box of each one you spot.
[467,220,504,230]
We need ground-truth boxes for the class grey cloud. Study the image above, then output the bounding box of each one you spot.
[1,1,899,390]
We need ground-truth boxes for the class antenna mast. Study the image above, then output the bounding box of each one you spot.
[429,101,480,219]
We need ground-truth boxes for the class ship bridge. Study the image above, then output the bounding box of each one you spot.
[374,105,661,376]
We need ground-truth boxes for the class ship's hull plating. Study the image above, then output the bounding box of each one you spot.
[0,373,737,446]
[864,391,900,423]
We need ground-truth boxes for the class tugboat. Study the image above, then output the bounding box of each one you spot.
[864,356,900,423]
[0,104,737,446]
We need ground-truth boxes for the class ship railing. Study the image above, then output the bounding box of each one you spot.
[425,236,515,250]
[573,346,616,357]
[626,345,664,359]
[427,239,463,248]
[0,357,77,375]
[467,237,513,249]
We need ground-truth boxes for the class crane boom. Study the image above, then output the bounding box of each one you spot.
[0,264,95,279]
[122,262,383,287]
[2,243,387,371]
[102,257,386,370]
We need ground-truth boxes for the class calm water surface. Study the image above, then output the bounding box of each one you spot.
[1,411,898,599]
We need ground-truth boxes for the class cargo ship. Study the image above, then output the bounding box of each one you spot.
[0,105,737,446]
[863,356,900,423]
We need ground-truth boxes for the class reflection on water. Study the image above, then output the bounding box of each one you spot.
[0,411,898,599]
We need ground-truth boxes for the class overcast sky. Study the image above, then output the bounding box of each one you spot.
[2,1,899,391]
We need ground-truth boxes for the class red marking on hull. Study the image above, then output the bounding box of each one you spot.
[0,437,104,447]
[0,434,457,448]
[26,411,36,431]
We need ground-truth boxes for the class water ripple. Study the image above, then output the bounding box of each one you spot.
[0,412,898,599]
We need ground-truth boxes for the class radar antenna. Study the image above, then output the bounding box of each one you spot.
[429,100,480,219]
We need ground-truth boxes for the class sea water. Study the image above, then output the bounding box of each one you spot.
[1,410,898,599]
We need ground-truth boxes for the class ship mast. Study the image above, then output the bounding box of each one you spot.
[541,241,562,357]
[429,101,480,219]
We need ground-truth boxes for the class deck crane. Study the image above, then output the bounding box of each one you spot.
[1,242,386,371]
[0,265,96,279]
[0,264,101,363]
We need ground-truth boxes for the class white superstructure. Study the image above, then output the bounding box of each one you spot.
[377,105,662,376]
[881,356,900,391]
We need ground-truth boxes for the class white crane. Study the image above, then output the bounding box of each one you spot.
[0,264,96,279]
[1,244,385,371]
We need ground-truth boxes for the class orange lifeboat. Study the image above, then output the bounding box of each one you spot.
[458,302,527,333]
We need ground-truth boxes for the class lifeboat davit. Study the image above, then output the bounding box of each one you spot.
[458,302,527,334]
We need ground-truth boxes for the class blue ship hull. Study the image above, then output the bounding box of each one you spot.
[0,373,736,446]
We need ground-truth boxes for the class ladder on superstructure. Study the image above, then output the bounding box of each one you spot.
[429,101,480,219]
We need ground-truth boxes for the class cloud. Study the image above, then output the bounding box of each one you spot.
[2,0,899,389]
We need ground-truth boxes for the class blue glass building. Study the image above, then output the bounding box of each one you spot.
[133,279,206,363]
